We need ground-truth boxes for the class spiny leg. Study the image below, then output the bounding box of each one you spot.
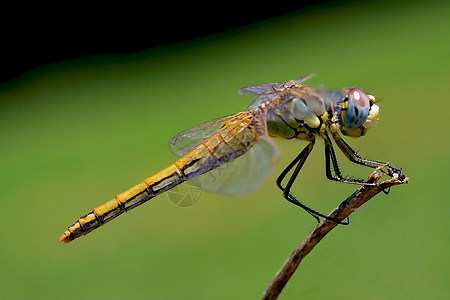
[329,123,393,169]
[324,135,393,194]
[323,134,376,185]
[276,139,348,225]
[328,124,397,193]
[277,141,323,222]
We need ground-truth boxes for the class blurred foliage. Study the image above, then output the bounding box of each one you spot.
[0,0,449,299]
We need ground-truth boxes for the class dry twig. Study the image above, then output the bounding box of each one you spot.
[262,166,408,300]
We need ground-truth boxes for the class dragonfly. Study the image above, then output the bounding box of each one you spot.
[59,74,400,243]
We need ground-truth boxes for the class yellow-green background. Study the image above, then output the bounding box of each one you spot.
[1,1,449,299]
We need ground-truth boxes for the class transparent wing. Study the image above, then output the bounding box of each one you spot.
[238,74,315,96]
[293,73,315,84]
[238,82,281,96]
[169,114,238,156]
[190,136,279,195]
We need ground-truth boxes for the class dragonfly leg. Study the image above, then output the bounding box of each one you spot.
[324,134,376,185]
[276,142,313,192]
[329,124,390,168]
[327,124,405,195]
[328,124,404,185]
[325,137,394,195]
[276,139,349,225]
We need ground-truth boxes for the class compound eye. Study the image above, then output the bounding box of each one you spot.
[344,88,370,129]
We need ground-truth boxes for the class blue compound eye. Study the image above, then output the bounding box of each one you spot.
[344,88,370,129]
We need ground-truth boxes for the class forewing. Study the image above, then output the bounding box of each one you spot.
[238,82,281,96]
[169,114,237,156]
[293,73,315,84]
[190,136,279,195]
[238,74,315,96]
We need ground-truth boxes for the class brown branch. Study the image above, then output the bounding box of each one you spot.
[262,167,408,300]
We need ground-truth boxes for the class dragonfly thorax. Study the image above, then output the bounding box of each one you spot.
[265,88,328,140]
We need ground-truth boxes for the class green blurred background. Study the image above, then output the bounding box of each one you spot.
[1,0,449,299]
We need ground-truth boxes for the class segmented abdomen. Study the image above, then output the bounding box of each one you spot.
[59,113,258,243]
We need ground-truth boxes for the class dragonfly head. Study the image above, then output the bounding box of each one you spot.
[339,88,379,137]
